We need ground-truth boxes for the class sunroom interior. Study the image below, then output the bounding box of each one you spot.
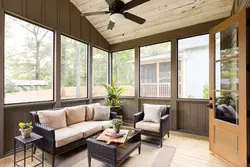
[0,0,249,167]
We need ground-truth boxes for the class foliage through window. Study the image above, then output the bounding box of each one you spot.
[61,35,87,99]
[112,49,135,96]
[92,47,109,97]
[4,14,54,104]
[140,42,171,97]
[178,34,209,99]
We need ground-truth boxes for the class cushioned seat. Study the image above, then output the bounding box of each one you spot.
[55,128,83,148]
[87,120,112,130]
[68,122,102,138]
[135,121,160,133]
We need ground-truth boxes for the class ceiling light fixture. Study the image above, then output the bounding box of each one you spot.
[110,13,124,23]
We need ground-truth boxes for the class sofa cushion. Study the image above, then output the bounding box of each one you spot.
[136,121,160,133]
[143,104,163,123]
[38,109,67,129]
[88,121,112,130]
[93,105,110,121]
[68,122,102,138]
[86,103,101,121]
[65,105,86,126]
[55,127,83,148]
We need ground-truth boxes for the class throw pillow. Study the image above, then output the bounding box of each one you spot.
[38,109,67,129]
[93,105,110,121]
[143,104,163,123]
[65,105,86,126]
[86,103,101,121]
[143,104,167,116]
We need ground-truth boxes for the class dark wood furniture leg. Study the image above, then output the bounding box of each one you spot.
[88,156,91,167]
[51,155,55,167]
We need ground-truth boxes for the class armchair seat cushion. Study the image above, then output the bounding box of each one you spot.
[68,122,102,138]
[55,128,83,148]
[135,121,160,133]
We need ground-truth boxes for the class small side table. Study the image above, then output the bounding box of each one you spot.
[14,133,44,167]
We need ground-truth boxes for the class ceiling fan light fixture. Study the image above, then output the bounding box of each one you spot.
[110,13,124,23]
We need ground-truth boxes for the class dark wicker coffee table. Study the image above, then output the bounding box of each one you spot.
[87,127,141,167]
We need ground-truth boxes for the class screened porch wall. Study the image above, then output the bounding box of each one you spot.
[0,0,110,156]
[110,19,227,136]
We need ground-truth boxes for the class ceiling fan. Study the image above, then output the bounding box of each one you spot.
[81,0,150,30]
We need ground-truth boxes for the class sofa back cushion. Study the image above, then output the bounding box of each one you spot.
[65,105,86,126]
[93,105,110,121]
[143,104,164,123]
[38,109,67,129]
[86,103,101,121]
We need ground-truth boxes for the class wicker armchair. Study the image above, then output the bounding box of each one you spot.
[30,110,117,167]
[133,104,171,147]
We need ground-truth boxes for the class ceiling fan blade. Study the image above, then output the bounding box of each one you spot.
[105,0,113,6]
[107,21,115,30]
[124,0,150,10]
[124,12,146,24]
[82,11,111,16]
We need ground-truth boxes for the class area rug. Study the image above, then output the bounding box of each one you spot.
[2,143,176,167]
[56,143,176,167]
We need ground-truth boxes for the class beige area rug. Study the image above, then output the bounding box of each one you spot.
[0,142,176,167]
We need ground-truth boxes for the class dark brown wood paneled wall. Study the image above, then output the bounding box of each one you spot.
[25,0,43,23]
[120,99,137,122]
[139,99,171,111]
[61,100,88,108]
[178,101,209,136]
[1,0,110,50]
[0,0,111,156]
[44,0,58,29]
[4,103,55,154]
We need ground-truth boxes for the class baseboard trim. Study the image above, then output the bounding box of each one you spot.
[4,145,33,157]
[177,129,208,137]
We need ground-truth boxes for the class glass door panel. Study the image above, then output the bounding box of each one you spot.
[214,22,239,125]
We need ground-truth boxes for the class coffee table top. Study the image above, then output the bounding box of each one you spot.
[92,126,141,144]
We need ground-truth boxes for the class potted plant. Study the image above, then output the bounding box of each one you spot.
[102,78,125,113]
[19,122,33,138]
[111,118,124,133]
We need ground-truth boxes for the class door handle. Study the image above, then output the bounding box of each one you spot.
[207,103,213,109]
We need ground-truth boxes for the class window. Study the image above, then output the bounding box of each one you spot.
[61,35,88,99]
[178,34,209,99]
[4,14,54,104]
[112,49,135,96]
[140,42,171,97]
[92,47,109,97]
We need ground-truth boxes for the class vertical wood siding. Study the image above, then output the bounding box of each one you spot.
[4,104,55,154]
[178,101,209,136]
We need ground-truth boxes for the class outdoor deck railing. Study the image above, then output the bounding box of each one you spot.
[140,83,171,97]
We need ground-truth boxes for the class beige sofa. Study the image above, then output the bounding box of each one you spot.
[30,103,117,166]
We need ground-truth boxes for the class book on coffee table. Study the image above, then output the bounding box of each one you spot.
[97,128,129,144]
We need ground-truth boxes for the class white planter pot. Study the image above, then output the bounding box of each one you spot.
[19,126,33,138]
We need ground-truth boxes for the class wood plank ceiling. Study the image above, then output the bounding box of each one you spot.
[70,0,234,44]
